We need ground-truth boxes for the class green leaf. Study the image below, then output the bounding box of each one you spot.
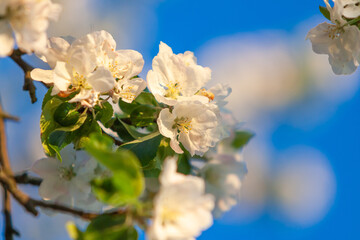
[130,105,159,127]
[232,131,254,149]
[68,215,138,240]
[143,138,174,177]
[118,99,138,116]
[111,119,136,142]
[48,131,73,161]
[42,87,54,110]
[94,102,114,125]
[72,115,102,149]
[40,96,88,156]
[115,116,149,139]
[319,5,331,21]
[120,132,163,167]
[86,134,144,205]
[54,102,80,127]
[133,92,158,106]
[177,150,191,175]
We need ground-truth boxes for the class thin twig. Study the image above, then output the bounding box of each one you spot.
[2,187,20,240]
[0,112,19,122]
[3,188,20,240]
[0,171,38,216]
[0,104,14,176]
[13,172,42,186]
[9,49,37,103]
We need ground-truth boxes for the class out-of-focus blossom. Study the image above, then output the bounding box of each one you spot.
[157,101,220,156]
[0,0,62,56]
[147,42,211,105]
[32,145,103,211]
[201,152,247,217]
[199,34,303,123]
[147,157,214,240]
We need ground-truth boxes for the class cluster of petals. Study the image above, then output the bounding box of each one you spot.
[31,30,146,107]
[147,157,214,240]
[0,0,61,57]
[32,145,105,211]
[201,144,247,217]
[149,42,231,156]
[307,0,360,75]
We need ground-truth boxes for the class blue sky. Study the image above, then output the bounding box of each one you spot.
[1,0,359,239]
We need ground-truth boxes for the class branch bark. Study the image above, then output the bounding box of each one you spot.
[9,49,37,103]
[14,172,42,186]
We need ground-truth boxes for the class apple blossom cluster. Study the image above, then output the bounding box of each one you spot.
[0,2,253,240]
[307,0,360,75]
[0,0,61,56]
[31,31,146,108]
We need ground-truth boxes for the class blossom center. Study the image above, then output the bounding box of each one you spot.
[196,88,215,102]
[58,166,76,181]
[326,24,344,39]
[71,71,91,90]
[161,206,181,225]
[173,117,192,133]
[164,82,181,99]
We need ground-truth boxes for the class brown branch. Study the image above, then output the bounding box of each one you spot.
[9,49,37,103]
[0,105,14,176]
[13,172,42,186]
[2,187,20,240]
[0,112,19,122]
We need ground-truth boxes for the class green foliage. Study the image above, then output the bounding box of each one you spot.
[177,149,191,175]
[54,102,81,127]
[40,96,87,159]
[118,92,159,123]
[68,215,138,240]
[40,88,102,159]
[130,105,159,127]
[143,138,174,177]
[232,131,254,149]
[319,5,331,21]
[94,101,114,125]
[86,133,144,205]
[120,132,163,167]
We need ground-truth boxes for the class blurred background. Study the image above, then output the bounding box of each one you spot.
[0,0,359,239]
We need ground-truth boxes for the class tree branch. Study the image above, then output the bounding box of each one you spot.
[2,187,20,240]
[9,49,37,103]
[13,172,42,186]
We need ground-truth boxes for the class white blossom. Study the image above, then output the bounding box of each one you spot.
[337,0,360,19]
[306,0,360,74]
[147,42,211,105]
[31,30,146,106]
[32,145,102,211]
[0,0,61,56]
[201,153,247,217]
[147,157,214,240]
[157,101,221,156]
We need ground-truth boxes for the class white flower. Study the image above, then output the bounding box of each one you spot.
[158,101,221,156]
[31,30,145,105]
[70,31,146,103]
[147,42,211,105]
[147,157,214,240]
[32,145,102,211]
[0,0,61,57]
[196,83,232,107]
[306,0,360,75]
[337,0,360,19]
[201,153,247,217]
